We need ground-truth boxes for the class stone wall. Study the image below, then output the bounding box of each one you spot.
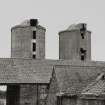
[81,99,105,105]
[20,84,48,105]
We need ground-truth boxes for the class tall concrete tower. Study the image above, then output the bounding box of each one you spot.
[59,23,91,61]
[11,19,46,59]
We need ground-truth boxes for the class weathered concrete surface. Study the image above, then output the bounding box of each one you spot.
[11,20,46,59]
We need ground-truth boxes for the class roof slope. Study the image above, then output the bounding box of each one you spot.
[82,73,105,96]
[0,59,53,83]
[54,65,105,96]
[0,58,105,85]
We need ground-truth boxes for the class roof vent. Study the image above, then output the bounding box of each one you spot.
[30,19,38,26]
[77,23,87,31]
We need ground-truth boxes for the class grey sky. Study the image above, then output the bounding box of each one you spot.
[0,0,104,61]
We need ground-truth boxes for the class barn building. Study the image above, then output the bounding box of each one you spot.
[0,19,105,105]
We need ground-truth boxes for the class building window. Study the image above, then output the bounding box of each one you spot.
[33,43,36,51]
[25,103,30,105]
[80,48,86,61]
[33,54,36,59]
[81,55,85,60]
[80,48,85,53]
[33,31,36,39]
[57,96,62,105]
[57,97,60,105]
[81,32,84,39]
[80,24,86,39]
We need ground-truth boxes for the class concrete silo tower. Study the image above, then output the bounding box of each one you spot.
[59,23,91,61]
[11,19,46,59]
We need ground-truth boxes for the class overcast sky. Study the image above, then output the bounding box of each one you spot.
[0,0,105,61]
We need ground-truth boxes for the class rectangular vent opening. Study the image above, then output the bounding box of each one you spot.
[33,31,36,39]
[33,54,36,59]
[30,19,38,26]
[33,43,36,51]
[80,48,86,61]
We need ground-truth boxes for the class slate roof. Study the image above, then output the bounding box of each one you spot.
[0,58,53,83]
[0,58,105,89]
[54,65,105,96]
[81,73,105,96]
[0,65,53,83]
